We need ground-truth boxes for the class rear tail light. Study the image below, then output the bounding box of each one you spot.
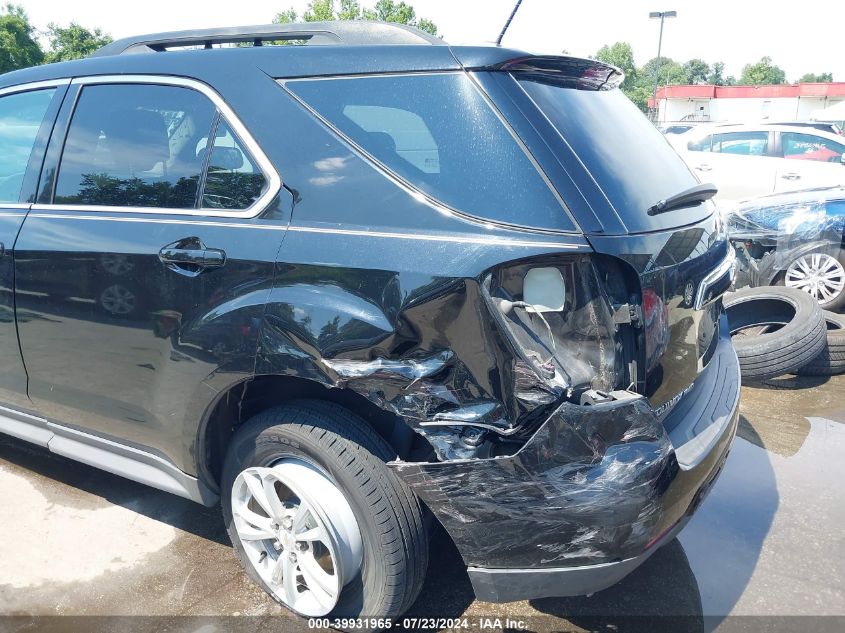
[482,255,625,405]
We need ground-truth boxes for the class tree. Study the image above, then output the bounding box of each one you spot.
[0,4,42,73]
[274,0,437,35]
[739,56,786,85]
[45,22,112,63]
[705,61,736,86]
[682,58,710,85]
[594,42,636,91]
[798,72,834,83]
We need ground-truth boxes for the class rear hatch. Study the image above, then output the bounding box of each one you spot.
[465,52,733,414]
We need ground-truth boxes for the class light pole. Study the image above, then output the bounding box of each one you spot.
[649,10,677,122]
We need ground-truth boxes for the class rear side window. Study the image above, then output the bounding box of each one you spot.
[782,132,845,162]
[0,89,55,203]
[286,73,572,232]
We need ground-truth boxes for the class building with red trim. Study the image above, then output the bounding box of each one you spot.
[649,83,845,124]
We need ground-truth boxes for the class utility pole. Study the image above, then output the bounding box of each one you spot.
[649,10,677,122]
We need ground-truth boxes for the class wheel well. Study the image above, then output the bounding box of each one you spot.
[198,375,436,491]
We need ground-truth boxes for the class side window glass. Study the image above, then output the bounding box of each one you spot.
[287,73,570,231]
[711,132,768,156]
[200,120,266,210]
[342,105,440,173]
[687,135,712,152]
[55,84,217,208]
[0,89,55,203]
[782,132,845,163]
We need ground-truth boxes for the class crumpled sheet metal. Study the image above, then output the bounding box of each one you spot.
[391,397,680,568]
[256,275,556,459]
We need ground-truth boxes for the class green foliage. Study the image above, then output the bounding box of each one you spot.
[274,8,299,24]
[706,62,736,86]
[798,72,834,83]
[273,0,437,35]
[739,56,786,85]
[0,3,43,73]
[592,44,804,112]
[682,58,709,85]
[45,22,112,63]
[594,42,636,91]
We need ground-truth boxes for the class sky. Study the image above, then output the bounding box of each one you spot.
[19,0,844,82]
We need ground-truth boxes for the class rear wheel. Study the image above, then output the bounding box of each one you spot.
[221,401,428,621]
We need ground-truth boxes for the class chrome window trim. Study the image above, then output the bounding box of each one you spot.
[38,74,281,219]
[0,78,70,98]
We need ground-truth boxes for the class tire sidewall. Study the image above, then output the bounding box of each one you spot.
[222,423,389,619]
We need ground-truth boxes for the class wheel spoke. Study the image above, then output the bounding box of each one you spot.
[297,525,329,545]
[243,472,276,519]
[233,503,275,540]
[298,551,337,609]
[293,500,313,531]
[262,476,287,521]
[283,556,299,606]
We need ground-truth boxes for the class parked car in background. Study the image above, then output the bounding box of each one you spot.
[728,186,845,310]
[671,124,845,200]
[762,121,844,136]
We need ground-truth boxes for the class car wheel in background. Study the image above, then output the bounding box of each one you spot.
[779,249,845,312]
[725,286,826,382]
[795,310,845,376]
[221,401,428,622]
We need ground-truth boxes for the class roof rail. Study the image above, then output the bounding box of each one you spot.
[91,21,444,57]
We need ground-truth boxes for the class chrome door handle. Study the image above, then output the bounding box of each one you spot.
[695,164,712,172]
[159,239,226,270]
[780,173,801,181]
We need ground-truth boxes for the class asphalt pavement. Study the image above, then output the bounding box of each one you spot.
[1,374,843,633]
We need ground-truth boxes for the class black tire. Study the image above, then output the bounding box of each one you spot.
[221,400,428,621]
[775,249,845,312]
[724,286,826,382]
[795,310,845,376]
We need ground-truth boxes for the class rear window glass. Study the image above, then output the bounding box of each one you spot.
[286,73,574,232]
[519,79,702,223]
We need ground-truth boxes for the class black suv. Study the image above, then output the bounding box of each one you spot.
[0,22,739,622]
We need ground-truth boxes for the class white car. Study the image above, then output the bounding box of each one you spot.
[670,124,845,200]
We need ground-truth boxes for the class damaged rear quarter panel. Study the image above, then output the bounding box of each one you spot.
[256,225,592,458]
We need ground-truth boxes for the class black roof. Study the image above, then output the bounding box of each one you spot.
[0,21,622,91]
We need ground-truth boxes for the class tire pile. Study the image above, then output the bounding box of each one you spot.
[725,286,845,383]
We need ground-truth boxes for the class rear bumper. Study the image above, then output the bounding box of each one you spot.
[392,314,739,602]
[467,515,691,603]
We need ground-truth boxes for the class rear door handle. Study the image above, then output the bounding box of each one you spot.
[780,172,801,181]
[695,164,712,172]
[159,239,226,270]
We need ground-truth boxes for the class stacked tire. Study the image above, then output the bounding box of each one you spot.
[724,286,844,382]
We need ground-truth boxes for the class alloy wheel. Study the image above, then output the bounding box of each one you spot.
[231,459,363,616]
[784,253,845,306]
